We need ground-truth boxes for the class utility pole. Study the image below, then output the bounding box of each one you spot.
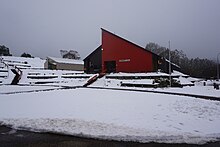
[217,53,220,81]
[169,41,171,87]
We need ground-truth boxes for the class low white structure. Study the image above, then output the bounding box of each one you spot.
[44,57,84,71]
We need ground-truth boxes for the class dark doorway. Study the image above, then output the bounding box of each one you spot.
[105,61,116,73]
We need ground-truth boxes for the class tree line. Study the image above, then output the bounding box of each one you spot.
[145,42,217,79]
[0,45,33,58]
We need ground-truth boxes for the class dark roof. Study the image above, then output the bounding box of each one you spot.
[83,45,102,61]
[101,28,160,58]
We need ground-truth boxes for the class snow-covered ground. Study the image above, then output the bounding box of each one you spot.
[0,87,220,144]
[91,77,220,98]
[1,68,89,86]
[149,86,220,98]
[0,56,45,69]
[1,56,220,144]
[18,69,88,87]
[0,85,60,94]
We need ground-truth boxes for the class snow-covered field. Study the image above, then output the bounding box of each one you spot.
[0,87,220,144]
[1,56,220,144]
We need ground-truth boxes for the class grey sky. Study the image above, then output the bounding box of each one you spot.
[0,0,219,60]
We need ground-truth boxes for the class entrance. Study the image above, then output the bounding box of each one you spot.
[105,61,116,73]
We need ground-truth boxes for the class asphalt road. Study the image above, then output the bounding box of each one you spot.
[0,125,219,147]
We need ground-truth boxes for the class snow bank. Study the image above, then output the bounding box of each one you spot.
[1,118,218,144]
[0,88,220,144]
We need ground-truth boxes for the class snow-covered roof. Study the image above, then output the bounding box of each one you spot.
[172,70,189,77]
[122,79,155,85]
[48,57,84,65]
[173,76,194,86]
[107,72,169,77]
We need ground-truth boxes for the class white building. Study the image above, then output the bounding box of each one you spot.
[44,57,84,71]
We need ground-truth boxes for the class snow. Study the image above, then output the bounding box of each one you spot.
[21,69,89,87]
[150,86,220,98]
[0,85,59,94]
[1,56,45,68]
[172,70,189,77]
[0,87,220,144]
[107,72,169,77]
[121,79,155,85]
[1,56,220,144]
[90,77,220,98]
[173,76,194,86]
[1,68,89,86]
[48,57,84,65]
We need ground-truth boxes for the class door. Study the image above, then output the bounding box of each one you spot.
[105,61,116,73]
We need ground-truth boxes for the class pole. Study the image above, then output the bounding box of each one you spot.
[169,41,171,87]
[217,53,220,81]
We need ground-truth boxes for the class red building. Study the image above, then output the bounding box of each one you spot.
[84,28,178,73]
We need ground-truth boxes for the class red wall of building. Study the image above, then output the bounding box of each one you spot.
[102,29,153,73]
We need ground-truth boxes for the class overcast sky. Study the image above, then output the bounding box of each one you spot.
[0,0,219,60]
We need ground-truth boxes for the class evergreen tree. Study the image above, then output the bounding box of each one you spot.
[21,52,32,58]
[0,45,12,56]
[145,42,217,78]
